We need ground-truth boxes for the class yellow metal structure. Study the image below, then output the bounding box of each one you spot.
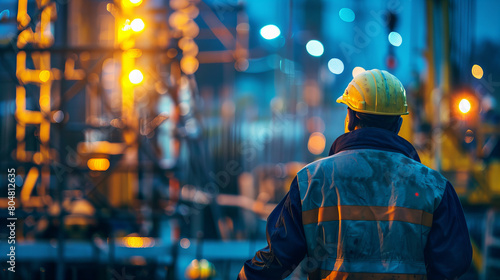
[14,0,57,207]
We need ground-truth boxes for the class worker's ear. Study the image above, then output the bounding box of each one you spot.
[394,117,403,134]
[344,114,349,133]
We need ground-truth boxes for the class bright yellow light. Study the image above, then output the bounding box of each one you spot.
[39,70,50,82]
[125,49,142,58]
[122,237,154,248]
[352,66,366,78]
[199,259,213,279]
[307,132,326,155]
[122,0,142,8]
[459,98,471,114]
[472,64,483,79]
[129,69,144,84]
[130,18,145,32]
[121,19,132,31]
[126,237,143,248]
[87,158,110,171]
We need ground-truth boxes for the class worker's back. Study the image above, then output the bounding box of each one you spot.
[296,148,447,279]
[238,70,472,280]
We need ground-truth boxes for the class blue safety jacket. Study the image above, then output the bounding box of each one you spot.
[238,127,472,280]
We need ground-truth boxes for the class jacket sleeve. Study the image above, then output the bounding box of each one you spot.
[238,177,307,280]
[424,181,472,279]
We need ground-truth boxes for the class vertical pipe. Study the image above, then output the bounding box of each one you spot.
[56,1,69,279]
[425,0,438,170]
[438,0,452,173]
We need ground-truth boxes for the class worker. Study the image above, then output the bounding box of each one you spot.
[238,69,472,280]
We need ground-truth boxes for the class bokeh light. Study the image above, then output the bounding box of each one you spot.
[0,9,10,22]
[53,110,64,123]
[308,132,326,155]
[39,70,50,83]
[122,19,131,31]
[180,238,191,249]
[122,236,155,248]
[459,98,471,114]
[87,158,110,171]
[472,64,483,79]
[328,58,344,74]
[465,129,474,144]
[352,66,366,78]
[130,18,145,32]
[180,56,199,75]
[388,31,403,47]
[260,24,281,40]
[129,69,144,84]
[122,0,143,8]
[186,259,216,280]
[339,8,355,22]
[306,40,324,57]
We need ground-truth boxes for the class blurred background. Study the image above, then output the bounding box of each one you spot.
[0,0,499,279]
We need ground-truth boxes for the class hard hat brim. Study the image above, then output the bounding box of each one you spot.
[336,95,409,115]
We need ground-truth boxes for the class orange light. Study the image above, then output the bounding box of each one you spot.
[169,12,190,29]
[180,56,199,75]
[87,158,110,171]
[186,259,200,279]
[20,167,39,202]
[185,259,216,280]
[130,18,145,32]
[129,69,144,84]
[458,98,471,114]
[307,132,326,155]
[39,95,50,108]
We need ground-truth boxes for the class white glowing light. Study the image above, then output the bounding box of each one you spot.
[388,31,402,47]
[328,58,344,74]
[260,25,281,40]
[306,40,324,57]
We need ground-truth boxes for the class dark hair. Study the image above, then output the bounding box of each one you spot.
[347,108,402,133]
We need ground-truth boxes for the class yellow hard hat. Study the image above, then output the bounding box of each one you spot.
[336,69,409,115]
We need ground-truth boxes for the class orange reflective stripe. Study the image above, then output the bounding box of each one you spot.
[319,270,427,280]
[302,205,433,227]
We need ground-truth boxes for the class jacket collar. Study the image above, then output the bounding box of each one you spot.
[329,127,421,163]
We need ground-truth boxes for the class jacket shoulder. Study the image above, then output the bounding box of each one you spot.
[297,149,448,191]
[296,154,337,183]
